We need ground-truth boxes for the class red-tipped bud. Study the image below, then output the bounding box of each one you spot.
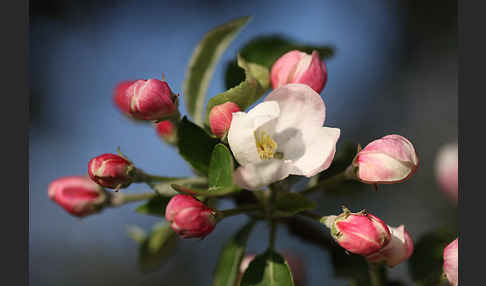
[126,79,177,121]
[271,50,327,93]
[353,134,419,184]
[113,80,136,116]
[443,238,458,286]
[323,207,391,255]
[165,194,217,239]
[366,225,414,267]
[155,120,177,144]
[209,102,241,138]
[88,153,134,189]
[48,176,107,217]
[435,143,458,203]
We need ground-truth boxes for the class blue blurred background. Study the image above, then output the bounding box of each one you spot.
[29,0,457,285]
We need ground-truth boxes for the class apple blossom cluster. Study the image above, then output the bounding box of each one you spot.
[46,17,457,286]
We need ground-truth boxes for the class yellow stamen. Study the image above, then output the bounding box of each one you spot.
[254,131,278,160]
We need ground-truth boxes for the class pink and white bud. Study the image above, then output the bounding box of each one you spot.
[324,208,391,255]
[353,134,419,184]
[113,80,136,116]
[48,176,106,217]
[88,153,134,189]
[165,194,217,239]
[155,120,177,144]
[126,79,177,121]
[271,50,327,94]
[435,143,458,203]
[443,238,458,286]
[209,102,241,138]
[366,225,414,267]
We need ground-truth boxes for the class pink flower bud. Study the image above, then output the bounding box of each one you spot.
[325,208,391,255]
[88,153,134,189]
[443,238,458,286]
[155,120,177,144]
[271,50,327,94]
[48,176,106,217]
[366,225,414,267]
[113,80,136,116]
[435,143,458,203]
[354,134,419,184]
[126,79,177,121]
[209,102,241,138]
[165,194,217,239]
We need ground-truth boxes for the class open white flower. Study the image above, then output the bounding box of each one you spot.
[227,83,340,190]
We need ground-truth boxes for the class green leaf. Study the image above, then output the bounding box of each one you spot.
[183,16,251,125]
[225,35,335,89]
[408,225,457,286]
[177,116,220,175]
[209,143,235,189]
[206,56,269,124]
[171,183,238,197]
[274,192,316,217]
[240,249,294,286]
[138,223,178,273]
[212,221,256,286]
[135,195,171,217]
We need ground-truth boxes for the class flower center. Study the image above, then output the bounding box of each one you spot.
[254,131,279,160]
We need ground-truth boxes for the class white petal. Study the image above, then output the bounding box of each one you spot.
[285,126,340,177]
[264,83,326,132]
[233,159,291,190]
[227,101,280,165]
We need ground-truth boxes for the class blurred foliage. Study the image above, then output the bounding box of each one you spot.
[225,35,335,90]
[135,195,171,217]
[135,222,178,273]
[408,224,457,285]
[212,220,255,286]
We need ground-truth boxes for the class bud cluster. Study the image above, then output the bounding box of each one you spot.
[323,207,414,267]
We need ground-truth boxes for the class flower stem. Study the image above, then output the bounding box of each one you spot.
[109,192,156,207]
[300,165,354,195]
[267,185,279,250]
[368,262,386,286]
[219,205,261,218]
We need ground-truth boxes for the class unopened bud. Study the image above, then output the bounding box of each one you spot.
[323,207,391,255]
[126,78,178,121]
[366,225,414,267]
[113,80,136,116]
[88,153,134,189]
[353,134,419,184]
[155,120,177,144]
[48,176,107,217]
[209,102,241,138]
[271,50,327,93]
[435,143,458,203]
[443,238,458,286]
[165,194,217,239]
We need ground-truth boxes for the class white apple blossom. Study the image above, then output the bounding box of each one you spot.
[227,83,340,190]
